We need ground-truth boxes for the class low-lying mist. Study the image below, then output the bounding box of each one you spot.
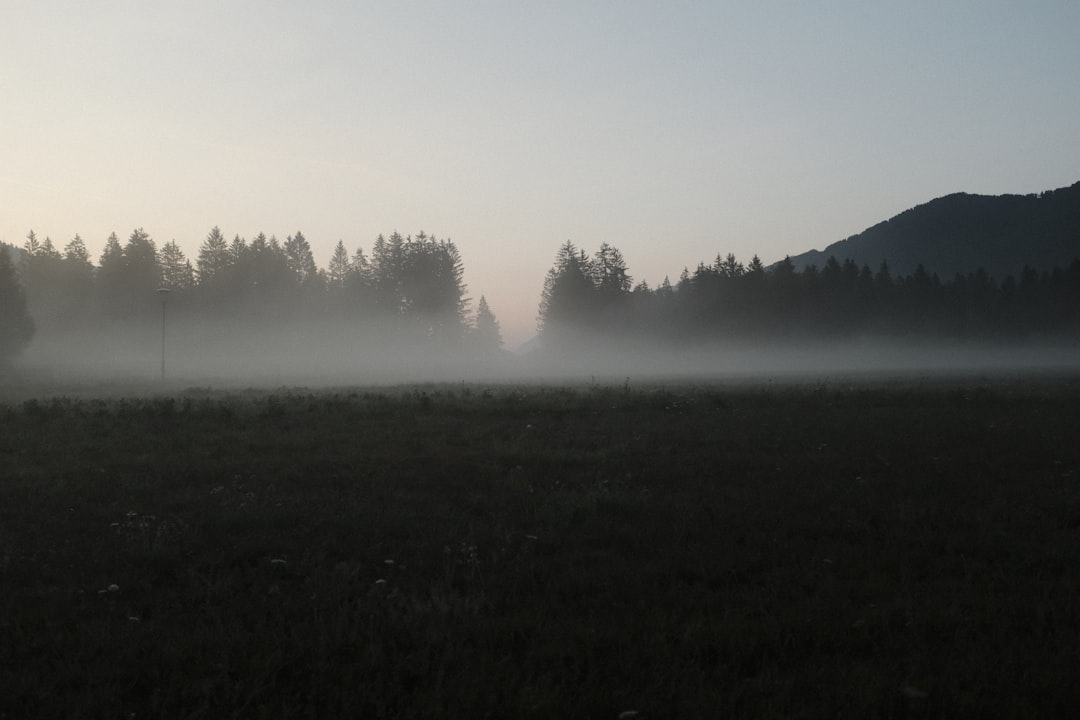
[11,318,1080,398]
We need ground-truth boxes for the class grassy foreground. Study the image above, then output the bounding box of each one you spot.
[2,380,1079,718]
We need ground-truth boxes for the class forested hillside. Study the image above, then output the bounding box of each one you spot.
[533,182,1080,351]
[537,242,1080,349]
[787,181,1080,280]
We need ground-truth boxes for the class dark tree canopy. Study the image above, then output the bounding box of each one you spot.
[11,227,492,365]
[159,241,195,290]
[473,295,503,353]
[535,241,1080,350]
[197,226,231,286]
[0,243,34,364]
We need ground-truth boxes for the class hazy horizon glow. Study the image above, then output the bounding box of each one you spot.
[4,1,1079,347]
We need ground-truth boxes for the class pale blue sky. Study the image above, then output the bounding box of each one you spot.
[3,1,1078,345]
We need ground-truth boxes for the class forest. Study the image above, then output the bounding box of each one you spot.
[3,228,1080,369]
[538,241,1080,349]
[0,228,503,367]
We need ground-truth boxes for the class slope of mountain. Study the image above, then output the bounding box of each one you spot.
[786,181,1080,280]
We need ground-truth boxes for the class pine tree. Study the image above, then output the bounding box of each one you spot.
[58,235,96,326]
[159,241,195,290]
[230,234,247,263]
[370,232,406,312]
[395,234,469,340]
[538,241,596,340]
[284,231,318,284]
[197,226,231,285]
[231,232,294,311]
[123,228,161,289]
[96,228,160,318]
[21,231,71,331]
[23,230,41,258]
[327,240,351,293]
[37,237,62,260]
[97,234,125,315]
[593,243,632,296]
[97,233,124,286]
[717,253,745,279]
[351,247,372,282]
[344,247,375,312]
[473,294,503,353]
[64,235,92,265]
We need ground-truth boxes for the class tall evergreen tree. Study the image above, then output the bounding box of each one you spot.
[370,232,406,312]
[395,233,469,340]
[23,230,41,258]
[97,228,160,318]
[37,236,62,260]
[122,227,161,292]
[593,242,632,295]
[746,255,766,275]
[230,234,247,263]
[64,235,92,265]
[473,294,503,353]
[21,231,67,330]
[197,226,231,285]
[351,247,372,284]
[717,253,745,279]
[159,240,195,290]
[241,233,296,312]
[96,232,124,310]
[344,247,376,312]
[591,242,632,332]
[538,241,596,341]
[327,240,351,293]
[284,231,318,285]
[58,235,96,326]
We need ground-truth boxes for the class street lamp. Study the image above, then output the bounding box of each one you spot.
[156,287,172,381]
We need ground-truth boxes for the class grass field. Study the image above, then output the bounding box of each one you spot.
[2,378,1079,718]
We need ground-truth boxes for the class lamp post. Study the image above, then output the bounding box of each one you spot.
[156,287,172,381]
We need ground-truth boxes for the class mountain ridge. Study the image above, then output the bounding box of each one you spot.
[784,181,1080,280]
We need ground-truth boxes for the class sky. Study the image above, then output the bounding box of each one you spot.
[3,1,1079,348]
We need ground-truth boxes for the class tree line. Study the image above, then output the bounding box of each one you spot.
[538,241,1080,347]
[0,228,503,364]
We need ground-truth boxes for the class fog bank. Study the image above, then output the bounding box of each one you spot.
[12,318,1080,396]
